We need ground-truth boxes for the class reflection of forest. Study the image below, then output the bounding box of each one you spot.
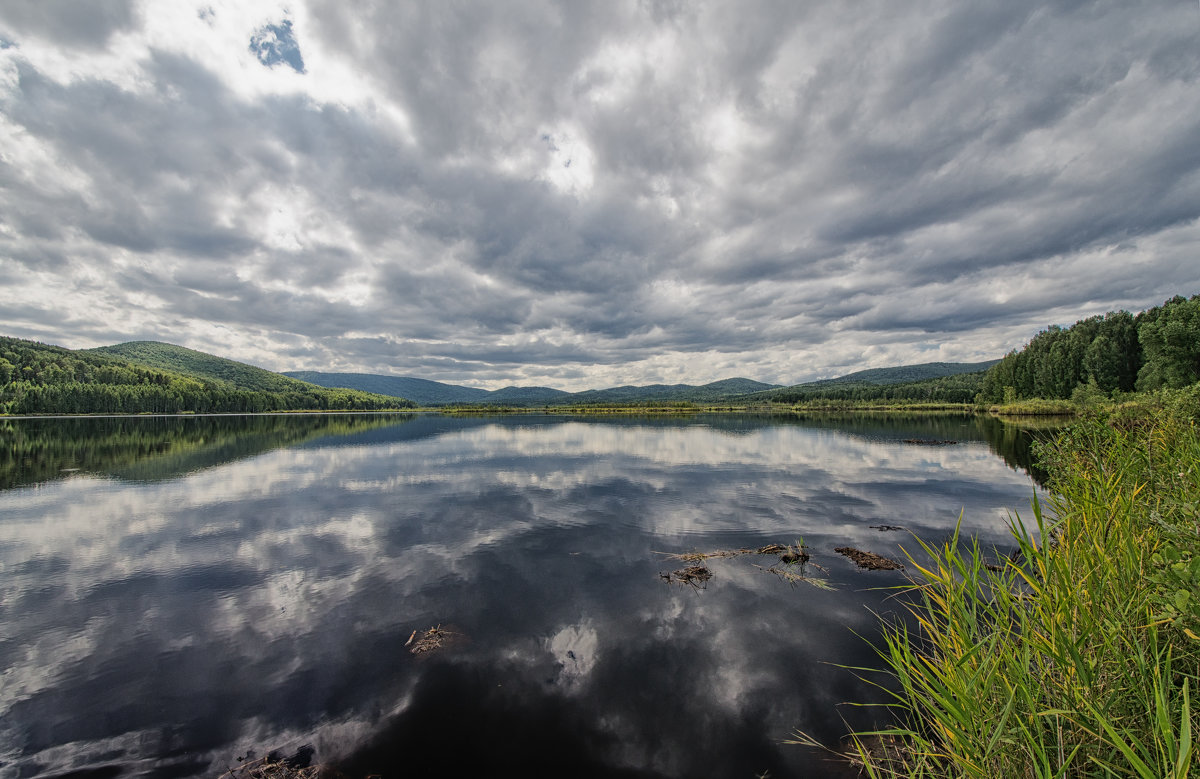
[0,413,417,489]
[973,415,1060,486]
[785,411,1059,484]
[0,411,1059,492]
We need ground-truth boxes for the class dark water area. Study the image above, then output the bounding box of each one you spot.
[0,412,1054,778]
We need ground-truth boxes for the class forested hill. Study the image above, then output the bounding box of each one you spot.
[977,294,1200,403]
[0,337,414,415]
[751,361,999,404]
[285,371,491,405]
[94,341,324,394]
[802,361,1000,387]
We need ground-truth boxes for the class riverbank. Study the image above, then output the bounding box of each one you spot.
[833,388,1200,776]
[436,400,985,415]
[0,392,1158,419]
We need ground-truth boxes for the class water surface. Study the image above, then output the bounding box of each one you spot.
[0,413,1047,778]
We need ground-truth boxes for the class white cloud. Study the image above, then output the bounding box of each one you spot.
[0,0,1196,389]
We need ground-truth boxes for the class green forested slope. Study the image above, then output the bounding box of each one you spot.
[755,371,989,405]
[94,341,322,393]
[284,371,491,405]
[0,337,413,414]
[803,361,999,387]
[750,362,995,404]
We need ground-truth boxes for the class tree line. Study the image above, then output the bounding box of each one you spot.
[0,337,414,415]
[769,371,987,405]
[978,294,1200,403]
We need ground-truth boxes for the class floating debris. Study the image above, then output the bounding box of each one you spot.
[659,541,826,588]
[658,541,808,564]
[901,439,959,445]
[409,624,451,655]
[663,565,713,588]
[221,749,322,779]
[779,547,809,564]
[756,563,833,590]
[835,547,904,571]
[868,524,906,532]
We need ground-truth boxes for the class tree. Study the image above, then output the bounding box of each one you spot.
[1137,295,1200,390]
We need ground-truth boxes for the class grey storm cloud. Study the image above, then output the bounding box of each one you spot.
[0,0,139,49]
[0,0,1197,389]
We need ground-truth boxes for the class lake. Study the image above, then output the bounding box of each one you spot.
[0,412,1049,778]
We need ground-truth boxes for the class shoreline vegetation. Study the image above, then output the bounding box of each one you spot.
[0,395,1172,419]
[797,387,1200,777]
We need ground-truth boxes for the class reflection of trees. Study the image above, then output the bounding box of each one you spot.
[973,415,1058,486]
[786,411,984,440]
[782,411,1058,485]
[0,414,416,489]
[0,411,1060,491]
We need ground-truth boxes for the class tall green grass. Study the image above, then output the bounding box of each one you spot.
[831,400,1200,777]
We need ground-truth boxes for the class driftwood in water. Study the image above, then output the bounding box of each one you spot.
[835,547,904,571]
[659,542,808,565]
[407,624,453,655]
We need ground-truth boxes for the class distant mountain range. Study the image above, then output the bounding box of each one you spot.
[284,371,780,406]
[0,333,1001,413]
[285,363,998,407]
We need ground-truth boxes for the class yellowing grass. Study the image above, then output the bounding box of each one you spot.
[829,408,1200,777]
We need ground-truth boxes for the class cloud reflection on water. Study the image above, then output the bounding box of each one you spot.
[0,415,1042,778]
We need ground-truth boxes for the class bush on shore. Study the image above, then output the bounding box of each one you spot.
[839,396,1200,777]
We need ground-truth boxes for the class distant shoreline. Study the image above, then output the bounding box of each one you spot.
[0,401,1082,419]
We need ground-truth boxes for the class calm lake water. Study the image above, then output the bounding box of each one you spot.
[0,413,1049,779]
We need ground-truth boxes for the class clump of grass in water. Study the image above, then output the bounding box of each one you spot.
[796,406,1200,777]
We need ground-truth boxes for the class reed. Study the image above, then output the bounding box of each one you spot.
[823,401,1200,777]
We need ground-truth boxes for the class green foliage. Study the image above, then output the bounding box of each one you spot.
[1070,380,1109,409]
[1137,295,1200,391]
[0,336,413,415]
[979,296,1200,403]
[838,406,1200,777]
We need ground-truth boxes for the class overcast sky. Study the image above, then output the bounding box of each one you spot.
[0,1,1197,390]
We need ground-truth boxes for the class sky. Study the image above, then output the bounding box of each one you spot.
[0,1,1197,391]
